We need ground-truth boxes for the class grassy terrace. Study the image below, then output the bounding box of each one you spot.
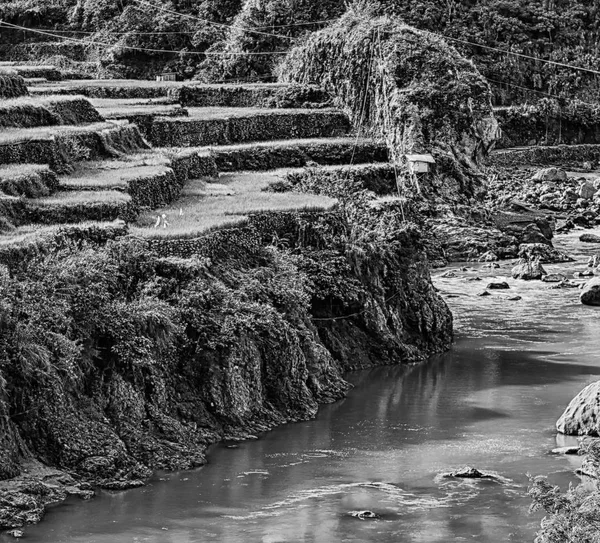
[0,120,126,144]
[60,163,172,191]
[131,170,337,238]
[93,103,187,119]
[28,80,291,100]
[0,78,358,245]
[0,220,125,247]
[0,95,103,128]
[206,136,389,171]
[148,107,349,147]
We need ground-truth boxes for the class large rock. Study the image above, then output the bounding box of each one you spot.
[440,466,500,480]
[579,181,597,200]
[520,223,551,245]
[511,257,546,280]
[518,243,574,263]
[557,381,600,435]
[429,221,518,262]
[580,233,600,243]
[531,167,567,183]
[580,277,600,306]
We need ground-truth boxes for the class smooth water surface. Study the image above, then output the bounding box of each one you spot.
[19,229,600,543]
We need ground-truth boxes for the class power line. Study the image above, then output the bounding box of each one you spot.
[425,30,600,77]
[0,21,287,56]
[486,77,561,100]
[33,28,197,35]
[252,19,335,30]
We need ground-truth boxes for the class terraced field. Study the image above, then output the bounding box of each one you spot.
[0,69,393,256]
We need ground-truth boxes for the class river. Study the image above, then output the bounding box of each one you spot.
[17,229,600,543]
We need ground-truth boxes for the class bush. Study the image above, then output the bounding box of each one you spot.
[529,439,600,543]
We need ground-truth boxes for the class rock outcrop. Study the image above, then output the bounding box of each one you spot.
[557,381,600,435]
[511,257,547,280]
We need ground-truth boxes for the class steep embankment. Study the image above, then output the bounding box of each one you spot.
[0,204,452,529]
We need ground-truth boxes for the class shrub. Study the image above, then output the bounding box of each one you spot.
[529,439,600,543]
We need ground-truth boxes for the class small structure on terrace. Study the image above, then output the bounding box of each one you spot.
[405,154,435,174]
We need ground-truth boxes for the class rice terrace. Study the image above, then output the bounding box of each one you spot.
[2,1,600,542]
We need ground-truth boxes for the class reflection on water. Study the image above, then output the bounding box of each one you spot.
[18,229,600,543]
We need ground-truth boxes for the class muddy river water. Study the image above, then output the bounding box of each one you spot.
[20,229,600,543]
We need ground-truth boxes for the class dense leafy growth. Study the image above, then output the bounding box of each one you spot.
[529,440,600,543]
[1,0,598,96]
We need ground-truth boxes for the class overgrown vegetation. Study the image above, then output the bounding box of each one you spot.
[2,0,600,100]
[529,440,600,543]
[277,5,497,204]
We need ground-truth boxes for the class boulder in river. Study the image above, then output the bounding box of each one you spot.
[531,167,567,183]
[518,243,574,264]
[587,255,600,268]
[486,281,510,290]
[580,277,600,305]
[557,381,600,435]
[548,280,580,289]
[579,181,597,200]
[542,274,566,283]
[551,446,580,455]
[511,257,546,280]
[440,466,498,480]
[349,510,380,520]
[477,290,491,297]
[580,233,600,243]
[520,223,551,245]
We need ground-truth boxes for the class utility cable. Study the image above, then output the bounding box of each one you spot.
[0,21,287,56]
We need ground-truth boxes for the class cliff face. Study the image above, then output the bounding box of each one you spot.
[0,207,452,529]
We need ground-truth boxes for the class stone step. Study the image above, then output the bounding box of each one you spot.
[0,95,103,129]
[93,101,188,137]
[23,190,137,225]
[149,108,350,147]
[23,78,49,85]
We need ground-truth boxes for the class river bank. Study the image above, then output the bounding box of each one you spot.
[10,228,600,543]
